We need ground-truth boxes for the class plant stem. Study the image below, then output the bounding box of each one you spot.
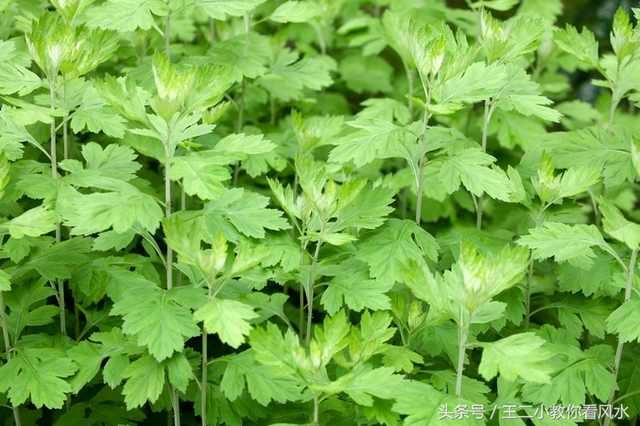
[415,108,431,224]
[305,240,322,347]
[165,138,173,290]
[232,14,251,187]
[165,0,171,57]
[312,392,320,426]
[201,328,208,426]
[524,256,535,328]
[49,79,66,336]
[476,99,492,230]
[456,318,470,398]
[604,248,638,426]
[0,292,21,426]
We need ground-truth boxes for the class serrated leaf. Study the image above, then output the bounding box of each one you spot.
[221,350,302,406]
[270,1,320,23]
[357,218,439,282]
[111,286,200,361]
[166,151,231,200]
[328,119,405,167]
[202,188,289,239]
[440,148,512,201]
[0,349,77,409]
[195,298,258,348]
[68,183,163,235]
[518,223,611,269]
[0,205,56,238]
[197,0,266,20]
[598,197,640,250]
[0,63,42,96]
[439,62,507,105]
[478,333,552,382]
[607,299,640,343]
[86,0,168,32]
[555,24,600,67]
[121,355,165,409]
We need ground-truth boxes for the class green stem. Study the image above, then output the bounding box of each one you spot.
[165,0,171,57]
[0,292,21,426]
[524,256,535,328]
[201,327,207,426]
[415,108,431,224]
[312,392,320,426]
[164,127,174,291]
[305,240,322,347]
[456,317,470,398]
[49,79,66,336]
[476,99,493,230]
[604,249,638,426]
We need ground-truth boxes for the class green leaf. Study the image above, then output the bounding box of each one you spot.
[439,62,507,105]
[0,205,56,238]
[555,24,600,67]
[357,218,439,282]
[339,55,394,94]
[122,355,165,409]
[166,151,231,200]
[0,348,77,409]
[495,64,562,122]
[328,119,405,167]
[321,261,392,315]
[221,350,302,406]
[332,183,395,231]
[202,188,289,239]
[214,133,275,156]
[544,126,635,188]
[195,298,258,348]
[439,148,512,201]
[86,0,169,32]
[478,333,553,382]
[270,1,320,23]
[67,183,163,235]
[0,63,42,96]
[518,223,612,269]
[598,197,640,250]
[0,269,10,291]
[394,381,480,426]
[471,0,519,11]
[196,0,266,21]
[607,299,640,343]
[111,286,201,361]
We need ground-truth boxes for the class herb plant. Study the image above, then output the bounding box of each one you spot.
[0,0,639,425]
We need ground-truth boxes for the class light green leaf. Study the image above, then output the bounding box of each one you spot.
[471,0,519,11]
[166,151,231,200]
[607,299,640,343]
[518,223,612,269]
[122,355,165,409]
[197,0,266,20]
[202,188,289,239]
[478,333,552,382]
[439,148,512,201]
[555,24,600,67]
[221,350,302,406]
[86,0,169,32]
[357,218,439,282]
[598,197,640,250]
[111,286,201,361]
[214,133,275,156]
[0,63,42,96]
[0,205,56,238]
[321,270,392,315]
[0,348,77,409]
[0,269,10,291]
[270,1,320,23]
[195,299,258,348]
[328,119,405,167]
[439,62,507,105]
[495,64,562,122]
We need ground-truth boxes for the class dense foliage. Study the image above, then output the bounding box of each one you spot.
[0,0,639,425]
